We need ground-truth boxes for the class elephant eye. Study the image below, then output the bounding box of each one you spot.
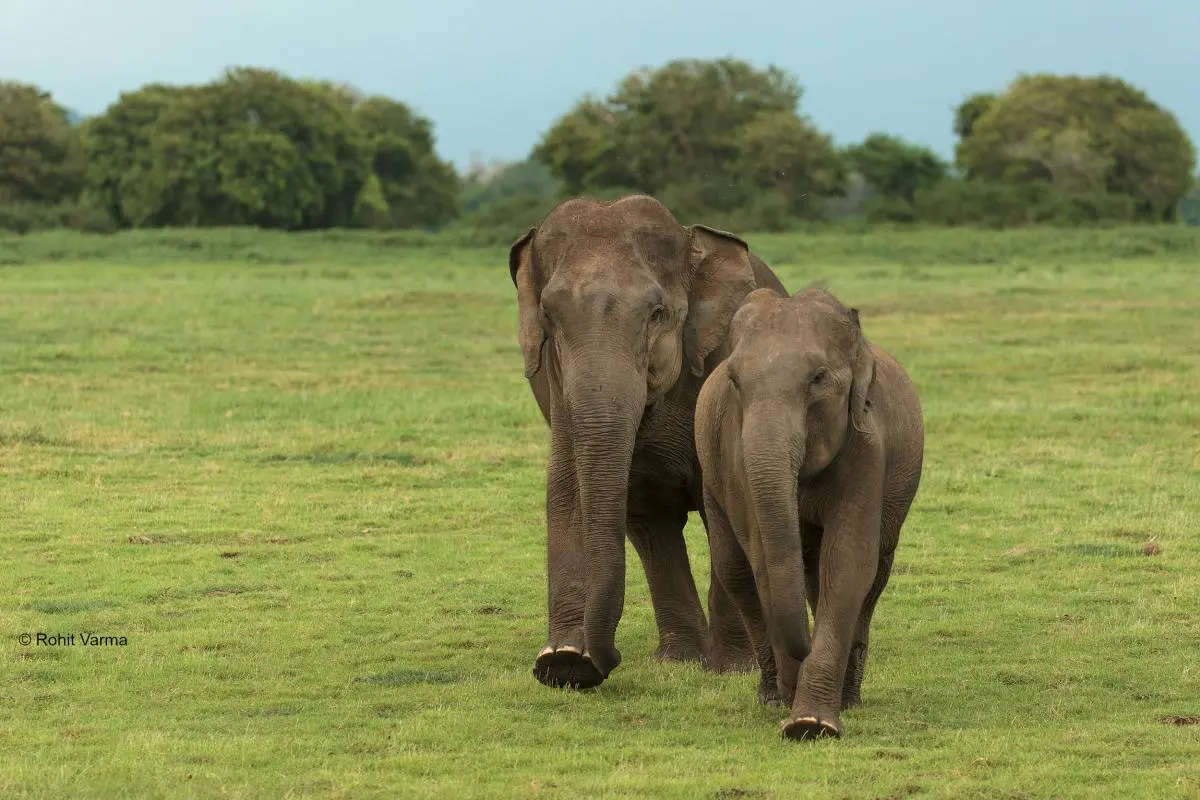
[649,306,667,324]
[810,367,829,387]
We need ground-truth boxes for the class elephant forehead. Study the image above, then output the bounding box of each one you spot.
[735,297,855,354]
[536,230,685,278]
[542,265,663,313]
[734,313,858,375]
[738,337,823,373]
[541,193,682,234]
[788,289,857,328]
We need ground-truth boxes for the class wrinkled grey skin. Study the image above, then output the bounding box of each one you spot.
[695,287,924,739]
[510,194,788,690]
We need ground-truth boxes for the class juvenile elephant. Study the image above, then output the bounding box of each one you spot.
[509,194,788,690]
[695,287,924,739]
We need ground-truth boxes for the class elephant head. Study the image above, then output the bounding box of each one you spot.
[510,194,757,678]
[720,287,876,659]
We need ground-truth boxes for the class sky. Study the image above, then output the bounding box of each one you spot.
[1,0,1196,171]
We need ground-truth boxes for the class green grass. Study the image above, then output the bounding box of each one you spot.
[1,228,1198,798]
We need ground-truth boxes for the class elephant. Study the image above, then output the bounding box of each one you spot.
[694,287,924,739]
[508,194,789,690]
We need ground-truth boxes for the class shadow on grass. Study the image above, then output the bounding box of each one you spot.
[262,450,424,466]
[355,669,462,686]
[25,599,114,614]
[0,427,74,447]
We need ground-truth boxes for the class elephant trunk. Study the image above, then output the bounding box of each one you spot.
[742,405,811,661]
[565,360,645,677]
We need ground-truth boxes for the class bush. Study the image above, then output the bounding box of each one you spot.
[912,179,1140,228]
[64,204,120,234]
[448,194,558,239]
[0,202,117,234]
[0,203,62,234]
[842,134,948,210]
[862,195,919,224]
[913,180,1039,228]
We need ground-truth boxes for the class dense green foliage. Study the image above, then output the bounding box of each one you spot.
[351,93,459,230]
[54,69,456,232]
[533,58,845,229]
[83,70,373,229]
[843,133,949,222]
[454,158,562,232]
[953,74,1197,221]
[0,82,85,206]
[1,61,1197,233]
[2,232,1198,797]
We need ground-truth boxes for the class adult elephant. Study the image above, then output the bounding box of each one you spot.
[509,194,789,689]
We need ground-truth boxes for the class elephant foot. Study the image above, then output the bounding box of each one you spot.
[704,631,757,673]
[781,711,842,741]
[652,639,705,664]
[757,676,785,708]
[532,645,606,690]
[703,648,758,674]
[703,628,758,674]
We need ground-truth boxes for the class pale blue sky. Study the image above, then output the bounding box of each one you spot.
[1,0,1196,170]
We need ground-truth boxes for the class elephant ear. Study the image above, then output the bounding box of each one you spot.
[848,307,877,433]
[683,225,757,377]
[509,227,547,379]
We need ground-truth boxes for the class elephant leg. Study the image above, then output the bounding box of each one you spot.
[533,442,606,690]
[705,565,758,673]
[801,521,823,620]
[783,509,881,741]
[702,488,779,701]
[842,543,896,710]
[626,509,708,663]
[696,504,757,673]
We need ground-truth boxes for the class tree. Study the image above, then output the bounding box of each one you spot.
[533,58,844,222]
[534,97,637,195]
[83,71,457,230]
[84,68,375,229]
[843,133,948,205]
[953,93,997,140]
[207,68,372,229]
[81,83,187,225]
[0,81,85,205]
[459,157,561,214]
[737,111,846,215]
[352,96,458,229]
[954,74,1197,220]
[449,158,563,236]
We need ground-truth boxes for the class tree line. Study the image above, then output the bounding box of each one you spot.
[2,59,1198,235]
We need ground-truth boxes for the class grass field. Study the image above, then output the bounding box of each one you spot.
[1,227,1198,798]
